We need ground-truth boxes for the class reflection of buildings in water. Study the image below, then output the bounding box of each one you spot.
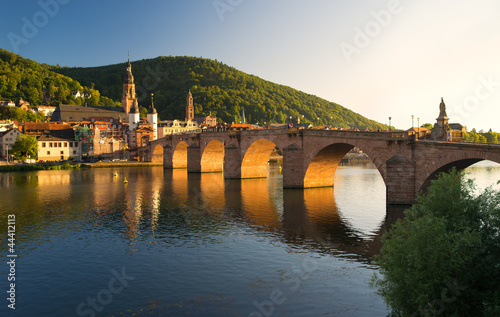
[149,169,164,234]
[123,183,143,250]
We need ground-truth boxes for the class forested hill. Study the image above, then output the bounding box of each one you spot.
[52,56,387,129]
[0,49,118,108]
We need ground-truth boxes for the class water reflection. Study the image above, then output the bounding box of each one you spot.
[0,165,388,262]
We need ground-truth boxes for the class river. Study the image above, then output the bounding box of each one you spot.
[0,161,498,316]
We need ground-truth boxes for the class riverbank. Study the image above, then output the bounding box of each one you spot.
[0,161,162,172]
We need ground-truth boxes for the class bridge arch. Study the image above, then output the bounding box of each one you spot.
[417,157,500,194]
[151,144,164,164]
[302,142,386,188]
[201,140,225,172]
[241,139,278,178]
[172,141,189,168]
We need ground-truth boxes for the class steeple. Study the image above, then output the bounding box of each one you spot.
[185,90,194,121]
[147,93,157,114]
[122,53,137,115]
[147,93,158,140]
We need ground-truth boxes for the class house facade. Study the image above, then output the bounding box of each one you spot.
[0,128,22,158]
[37,129,81,161]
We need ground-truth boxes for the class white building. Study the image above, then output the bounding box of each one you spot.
[37,129,81,161]
[0,128,22,158]
[35,105,57,117]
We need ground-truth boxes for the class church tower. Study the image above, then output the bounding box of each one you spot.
[122,56,137,115]
[147,93,158,140]
[185,90,194,122]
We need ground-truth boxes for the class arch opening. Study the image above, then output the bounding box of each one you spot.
[172,141,188,169]
[419,158,483,194]
[151,144,164,164]
[241,139,278,178]
[201,140,225,173]
[304,143,354,188]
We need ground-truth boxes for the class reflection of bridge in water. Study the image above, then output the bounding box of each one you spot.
[143,129,500,206]
[161,169,388,262]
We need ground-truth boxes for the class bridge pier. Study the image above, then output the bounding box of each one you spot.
[224,146,242,178]
[187,146,202,173]
[386,153,416,205]
[163,146,174,169]
[282,144,306,188]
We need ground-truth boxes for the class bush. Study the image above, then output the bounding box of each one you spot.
[372,168,500,316]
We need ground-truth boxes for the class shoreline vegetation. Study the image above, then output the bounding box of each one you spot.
[0,161,162,172]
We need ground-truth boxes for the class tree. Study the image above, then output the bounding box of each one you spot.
[421,123,433,130]
[10,134,38,160]
[372,168,500,316]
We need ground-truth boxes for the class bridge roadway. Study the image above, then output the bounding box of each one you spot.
[140,128,500,205]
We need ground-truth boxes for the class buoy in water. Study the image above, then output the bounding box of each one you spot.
[114,171,118,177]
[123,177,128,183]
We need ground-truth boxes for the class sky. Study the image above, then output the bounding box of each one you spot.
[1,0,500,131]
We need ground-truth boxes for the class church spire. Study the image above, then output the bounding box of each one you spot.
[122,53,136,115]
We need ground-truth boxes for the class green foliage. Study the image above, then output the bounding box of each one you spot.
[421,123,433,130]
[372,168,500,315]
[52,56,388,129]
[10,134,38,160]
[464,130,496,144]
[0,106,45,122]
[0,49,120,108]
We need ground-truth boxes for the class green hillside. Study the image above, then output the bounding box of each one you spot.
[0,49,118,108]
[52,56,387,129]
[0,48,386,129]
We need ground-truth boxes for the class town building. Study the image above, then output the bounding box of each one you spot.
[37,129,81,161]
[24,122,73,137]
[0,128,22,158]
[74,117,127,160]
[35,105,57,117]
[157,120,201,137]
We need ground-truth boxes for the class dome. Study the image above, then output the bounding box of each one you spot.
[148,106,157,114]
[130,101,139,114]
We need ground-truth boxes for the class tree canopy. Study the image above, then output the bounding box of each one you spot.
[372,168,500,316]
[0,49,119,108]
[10,134,38,160]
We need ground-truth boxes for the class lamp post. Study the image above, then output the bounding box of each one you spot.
[417,117,420,139]
[411,115,414,128]
[389,117,391,131]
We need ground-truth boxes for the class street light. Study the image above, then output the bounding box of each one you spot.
[417,117,420,139]
[389,117,391,131]
[411,115,414,128]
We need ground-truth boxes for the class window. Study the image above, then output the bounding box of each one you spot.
[58,142,62,147]
[49,142,53,147]
[47,151,51,155]
[60,151,64,155]
[73,150,76,155]
[64,142,67,147]
[42,142,46,148]
[69,142,73,147]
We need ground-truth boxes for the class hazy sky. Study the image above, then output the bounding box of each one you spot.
[1,0,499,130]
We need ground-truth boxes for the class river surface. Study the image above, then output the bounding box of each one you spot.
[0,161,499,316]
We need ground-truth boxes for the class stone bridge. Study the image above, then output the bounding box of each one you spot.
[139,129,500,205]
